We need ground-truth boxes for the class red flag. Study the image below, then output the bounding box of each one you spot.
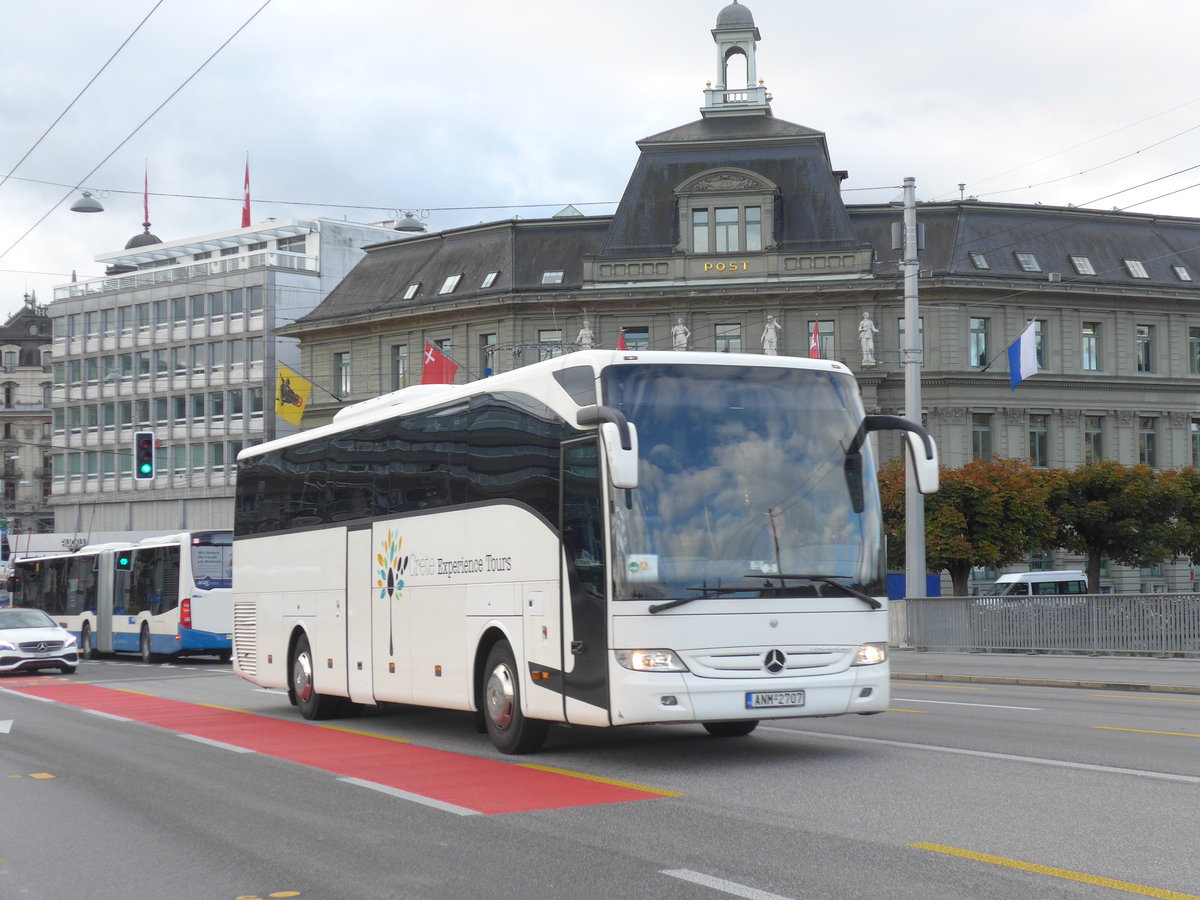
[421,340,458,384]
[809,320,820,359]
[616,330,627,350]
[241,156,251,228]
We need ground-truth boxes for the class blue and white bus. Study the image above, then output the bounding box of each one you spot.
[231,350,937,753]
[10,530,234,662]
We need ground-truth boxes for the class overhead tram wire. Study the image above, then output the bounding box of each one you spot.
[0,1,165,193]
[931,95,1200,202]
[0,0,273,267]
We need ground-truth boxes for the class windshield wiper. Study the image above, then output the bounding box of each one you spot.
[648,585,725,614]
[741,573,882,610]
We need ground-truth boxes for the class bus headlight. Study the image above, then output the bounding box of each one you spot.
[851,642,887,666]
[615,649,688,672]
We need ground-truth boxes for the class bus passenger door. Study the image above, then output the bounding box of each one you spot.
[559,438,610,726]
[346,526,374,704]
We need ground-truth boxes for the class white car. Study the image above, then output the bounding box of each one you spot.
[0,607,79,675]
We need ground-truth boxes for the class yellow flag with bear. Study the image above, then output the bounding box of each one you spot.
[275,364,312,426]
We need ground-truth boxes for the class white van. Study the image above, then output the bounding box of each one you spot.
[984,570,1088,597]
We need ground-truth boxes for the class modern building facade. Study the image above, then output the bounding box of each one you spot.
[277,2,1200,593]
[47,217,401,535]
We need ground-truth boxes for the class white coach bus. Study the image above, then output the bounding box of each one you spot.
[231,350,937,753]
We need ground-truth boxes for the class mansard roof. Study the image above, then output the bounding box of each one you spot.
[599,114,861,259]
[289,217,610,329]
[850,201,1200,289]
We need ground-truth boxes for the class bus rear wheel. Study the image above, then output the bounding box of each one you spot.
[702,720,759,737]
[291,634,342,720]
[80,623,94,660]
[482,641,548,755]
[139,627,155,664]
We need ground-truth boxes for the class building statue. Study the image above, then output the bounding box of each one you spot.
[858,310,878,366]
[761,315,780,355]
[575,317,595,351]
[671,317,691,351]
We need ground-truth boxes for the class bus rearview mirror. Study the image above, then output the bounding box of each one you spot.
[601,421,639,490]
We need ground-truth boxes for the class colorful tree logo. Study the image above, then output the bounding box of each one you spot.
[376,530,408,601]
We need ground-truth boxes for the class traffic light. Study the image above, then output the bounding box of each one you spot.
[134,431,155,480]
[115,550,132,570]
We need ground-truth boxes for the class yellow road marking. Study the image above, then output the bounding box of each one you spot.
[518,763,684,797]
[910,842,1200,899]
[892,682,987,690]
[316,724,410,743]
[1093,726,1199,739]
[1089,694,1200,703]
[29,773,54,779]
[196,702,256,714]
[112,688,158,697]
[886,707,927,713]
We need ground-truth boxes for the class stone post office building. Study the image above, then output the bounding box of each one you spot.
[280,2,1200,593]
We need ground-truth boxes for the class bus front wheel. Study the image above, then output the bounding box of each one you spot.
[482,641,548,755]
[291,634,341,720]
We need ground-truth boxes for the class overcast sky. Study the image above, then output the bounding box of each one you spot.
[3,0,1199,320]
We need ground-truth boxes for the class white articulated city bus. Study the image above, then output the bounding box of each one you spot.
[10,530,234,662]
[231,350,937,753]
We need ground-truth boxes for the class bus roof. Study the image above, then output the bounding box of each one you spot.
[239,349,853,462]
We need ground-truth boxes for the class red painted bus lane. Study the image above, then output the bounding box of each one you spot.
[4,681,678,814]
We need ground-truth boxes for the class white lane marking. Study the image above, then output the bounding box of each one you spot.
[0,719,11,733]
[338,776,480,816]
[178,734,255,753]
[893,697,1043,711]
[764,727,1200,784]
[661,869,797,900]
[83,709,133,723]
[0,688,55,702]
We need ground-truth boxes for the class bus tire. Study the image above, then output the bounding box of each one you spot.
[291,634,341,720]
[482,641,548,755]
[80,623,94,660]
[702,720,759,737]
[139,627,155,664]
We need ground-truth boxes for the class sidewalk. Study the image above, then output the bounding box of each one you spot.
[890,648,1200,695]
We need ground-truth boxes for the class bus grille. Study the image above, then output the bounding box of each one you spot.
[232,602,257,678]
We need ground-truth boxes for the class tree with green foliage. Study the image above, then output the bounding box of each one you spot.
[1046,461,1177,592]
[879,456,1058,596]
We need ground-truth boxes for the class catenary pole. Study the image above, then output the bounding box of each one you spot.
[902,177,927,599]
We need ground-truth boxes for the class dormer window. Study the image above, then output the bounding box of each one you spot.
[1173,264,1192,282]
[676,168,777,255]
[541,270,564,284]
[1124,259,1149,278]
[481,270,499,288]
[1070,255,1095,275]
[1015,252,1041,272]
[402,283,420,300]
[438,274,462,294]
[968,251,990,270]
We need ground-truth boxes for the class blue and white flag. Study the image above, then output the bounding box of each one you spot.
[1007,321,1039,390]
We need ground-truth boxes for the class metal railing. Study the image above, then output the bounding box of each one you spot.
[893,594,1200,657]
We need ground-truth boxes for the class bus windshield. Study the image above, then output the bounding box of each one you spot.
[602,363,885,601]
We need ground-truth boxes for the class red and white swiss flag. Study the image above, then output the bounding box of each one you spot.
[421,340,459,384]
